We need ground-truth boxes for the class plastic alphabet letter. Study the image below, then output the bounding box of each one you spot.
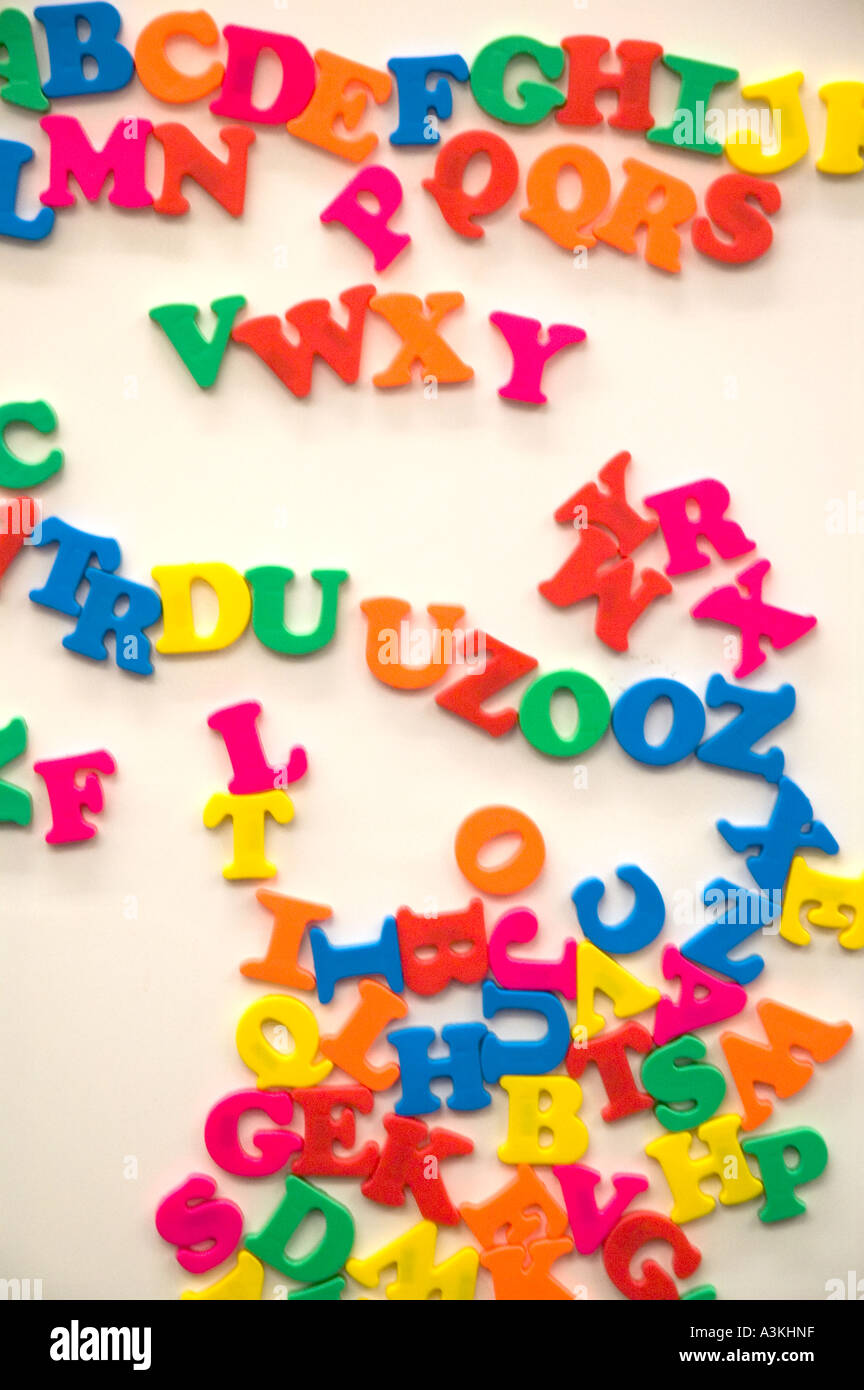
[490,311,586,405]
[133,10,225,104]
[538,452,671,649]
[320,980,408,1091]
[480,981,571,1082]
[287,50,391,162]
[361,597,466,689]
[370,292,473,388]
[520,143,611,250]
[603,1210,701,1300]
[644,479,756,576]
[153,563,252,653]
[557,37,662,130]
[653,947,747,1046]
[741,1126,829,1222]
[470,35,565,126]
[681,878,773,985]
[362,1113,473,1223]
[545,450,659,557]
[573,942,661,1039]
[181,1251,263,1302]
[725,72,809,175]
[460,1165,569,1249]
[0,497,36,585]
[396,899,488,996]
[780,857,864,950]
[435,632,537,738]
[481,1239,575,1300]
[645,1113,763,1222]
[202,790,294,880]
[572,864,665,953]
[37,3,134,97]
[245,1176,354,1283]
[232,286,374,399]
[287,1277,345,1301]
[240,892,329,990]
[697,674,795,783]
[553,1163,648,1255]
[204,1090,302,1177]
[40,115,153,208]
[389,1024,491,1116]
[63,570,162,674]
[149,296,247,390]
[717,776,838,894]
[346,1220,478,1300]
[207,701,307,795]
[291,1085,379,1179]
[388,55,469,146]
[245,567,348,656]
[320,166,410,271]
[648,56,739,154]
[454,804,546,896]
[565,1021,655,1123]
[209,25,315,124]
[721,999,853,1131]
[641,1034,727,1132]
[489,907,577,998]
[612,679,706,767]
[30,517,120,617]
[0,9,48,111]
[0,140,54,240]
[422,129,519,237]
[519,669,611,759]
[155,1173,243,1274]
[691,560,817,679]
[498,1075,589,1165]
[819,81,864,173]
[692,174,780,265]
[0,717,31,826]
[236,993,333,1090]
[593,158,698,272]
[33,750,116,844]
[150,296,247,389]
[0,399,63,488]
[152,124,255,217]
[310,916,404,1005]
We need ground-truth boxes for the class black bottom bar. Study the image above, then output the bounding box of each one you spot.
[5,1297,856,1377]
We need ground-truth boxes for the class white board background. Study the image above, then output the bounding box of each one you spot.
[1,0,862,1301]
